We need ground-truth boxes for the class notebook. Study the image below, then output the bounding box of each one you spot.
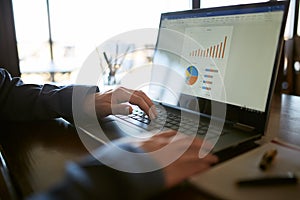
[189,140,300,200]
[82,1,290,160]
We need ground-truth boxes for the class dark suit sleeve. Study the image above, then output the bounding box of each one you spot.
[0,68,98,121]
[28,143,165,200]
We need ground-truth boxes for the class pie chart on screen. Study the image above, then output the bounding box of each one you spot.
[185,66,198,85]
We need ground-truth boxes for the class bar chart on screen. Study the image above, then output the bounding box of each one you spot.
[185,26,233,63]
[189,36,228,59]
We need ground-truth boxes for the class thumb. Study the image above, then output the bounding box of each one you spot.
[111,104,133,116]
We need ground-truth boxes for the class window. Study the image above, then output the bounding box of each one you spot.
[12,0,191,84]
[200,0,267,8]
[295,0,300,35]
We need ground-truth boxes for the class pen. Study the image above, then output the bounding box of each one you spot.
[237,173,298,187]
[259,148,277,171]
[103,52,110,65]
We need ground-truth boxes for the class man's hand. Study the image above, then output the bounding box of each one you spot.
[140,130,218,188]
[86,87,157,119]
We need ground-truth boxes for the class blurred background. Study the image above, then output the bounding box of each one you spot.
[7,0,299,94]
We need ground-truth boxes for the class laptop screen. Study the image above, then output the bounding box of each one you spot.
[151,2,288,117]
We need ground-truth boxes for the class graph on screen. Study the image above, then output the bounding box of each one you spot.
[181,26,233,98]
[185,66,198,85]
[189,36,228,59]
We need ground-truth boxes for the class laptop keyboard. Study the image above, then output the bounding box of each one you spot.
[115,106,210,135]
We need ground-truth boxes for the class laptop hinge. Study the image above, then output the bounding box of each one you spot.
[233,123,255,132]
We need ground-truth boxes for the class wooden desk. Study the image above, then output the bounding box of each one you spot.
[0,94,300,200]
[265,94,300,146]
[0,120,90,199]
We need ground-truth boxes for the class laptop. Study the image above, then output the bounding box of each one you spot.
[80,1,289,161]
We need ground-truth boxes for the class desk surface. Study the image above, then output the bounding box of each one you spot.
[0,93,300,200]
